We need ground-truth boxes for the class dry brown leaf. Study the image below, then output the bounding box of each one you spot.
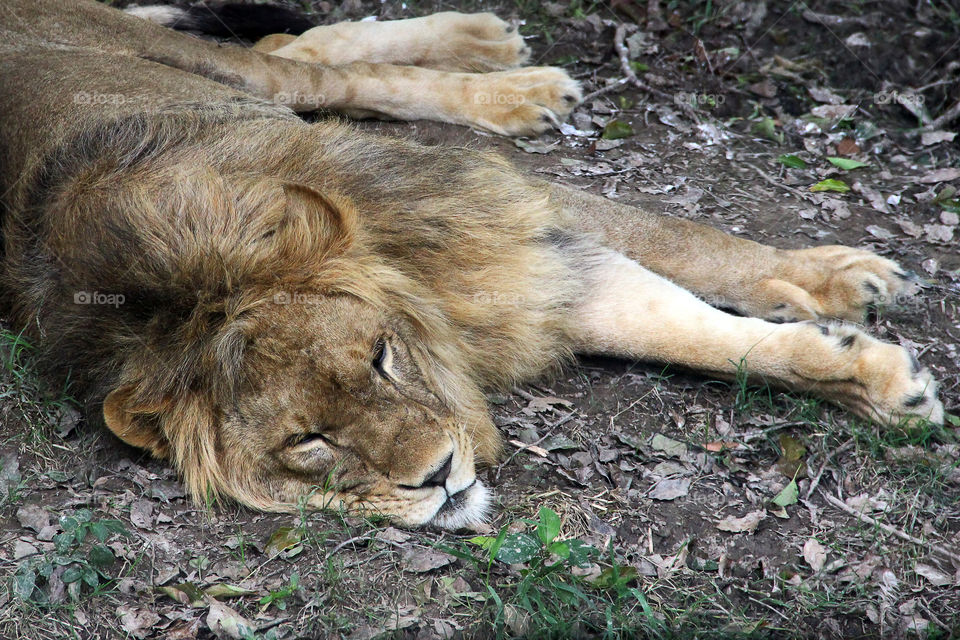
[920,131,957,146]
[117,605,161,640]
[705,441,740,452]
[129,499,154,530]
[836,137,861,156]
[915,563,953,587]
[918,167,960,184]
[923,224,955,243]
[526,396,572,413]
[803,538,828,572]
[401,548,455,573]
[16,504,49,532]
[375,527,411,544]
[205,602,255,640]
[648,477,691,501]
[716,510,766,533]
[651,434,687,457]
[809,86,844,104]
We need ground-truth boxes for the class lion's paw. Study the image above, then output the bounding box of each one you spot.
[429,13,530,71]
[758,246,919,322]
[464,67,582,136]
[806,322,943,427]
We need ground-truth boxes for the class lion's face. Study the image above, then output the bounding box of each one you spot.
[219,294,493,528]
[104,291,494,528]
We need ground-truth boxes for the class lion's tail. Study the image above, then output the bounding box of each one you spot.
[124,2,316,40]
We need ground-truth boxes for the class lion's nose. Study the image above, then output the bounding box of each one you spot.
[420,451,453,489]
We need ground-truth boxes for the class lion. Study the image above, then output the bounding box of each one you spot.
[0,0,943,530]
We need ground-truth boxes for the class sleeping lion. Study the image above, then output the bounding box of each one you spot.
[0,0,942,530]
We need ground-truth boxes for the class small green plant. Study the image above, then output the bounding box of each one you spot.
[1,328,33,384]
[11,509,129,605]
[259,572,300,611]
[442,507,669,638]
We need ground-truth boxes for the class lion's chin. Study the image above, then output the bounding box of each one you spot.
[430,480,491,531]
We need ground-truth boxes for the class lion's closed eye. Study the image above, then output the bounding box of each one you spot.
[372,337,394,379]
[287,432,335,452]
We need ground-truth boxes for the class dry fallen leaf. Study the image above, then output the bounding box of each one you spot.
[923,224,955,243]
[918,167,960,184]
[836,137,861,156]
[129,499,154,530]
[808,86,844,104]
[915,563,954,587]
[651,434,687,457]
[401,548,455,573]
[206,601,255,640]
[525,395,573,413]
[651,461,689,477]
[716,510,766,533]
[803,538,828,572]
[117,605,161,640]
[648,477,691,501]
[14,540,38,560]
[165,618,203,640]
[263,526,302,558]
[896,218,923,237]
[810,104,856,121]
[16,504,49,532]
[920,130,957,146]
[865,225,895,240]
[348,608,420,640]
[375,527,411,544]
[705,441,740,452]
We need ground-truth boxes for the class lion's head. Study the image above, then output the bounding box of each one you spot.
[26,162,503,529]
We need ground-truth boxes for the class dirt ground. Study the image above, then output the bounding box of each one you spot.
[2,1,959,638]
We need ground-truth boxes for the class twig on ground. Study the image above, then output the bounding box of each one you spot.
[819,489,960,564]
[592,24,701,122]
[511,385,537,402]
[328,533,406,557]
[749,164,811,201]
[581,77,631,103]
[804,438,855,500]
[738,420,813,442]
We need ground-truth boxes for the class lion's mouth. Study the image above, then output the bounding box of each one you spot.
[431,480,491,530]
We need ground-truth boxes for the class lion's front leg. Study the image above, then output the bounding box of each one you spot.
[566,251,943,427]
[264,12,532,72]
[314,64,580,136]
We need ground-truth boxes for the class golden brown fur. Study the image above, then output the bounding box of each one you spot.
[1,0,943,528]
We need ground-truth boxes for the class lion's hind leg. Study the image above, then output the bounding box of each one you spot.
[567,251,943,428]
[748,245,921,323]
[552,185,921,324]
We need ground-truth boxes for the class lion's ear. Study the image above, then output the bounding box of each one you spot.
[280,182,356,258]
[102,384,171,458]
